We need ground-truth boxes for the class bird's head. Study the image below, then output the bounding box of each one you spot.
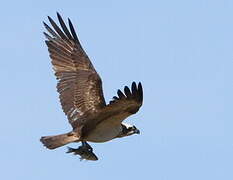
[118,123,140,138]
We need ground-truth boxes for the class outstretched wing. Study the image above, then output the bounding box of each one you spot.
[72,82,143,137]
[108,82,143,114]
[44,13,106,127]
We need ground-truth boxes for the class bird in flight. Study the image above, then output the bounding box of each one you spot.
[40,13,143,161]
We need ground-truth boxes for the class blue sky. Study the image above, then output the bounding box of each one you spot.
[0,0,232,179]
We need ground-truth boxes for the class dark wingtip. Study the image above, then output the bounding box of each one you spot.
[131,82,137,93]
[43,32,49,38]
[138,82,142,91]
[56,12,62,21]
[43,22,49,31]
[43,21,46,26]
[110,81,143,106]
[56,12,61,17]
[43,21,49,29]
[117,89,125,98]
[56,12,63,22]
[47,16,55,27]
[113,96,119,100]
[124,86,131,98]
[57,12,74,40]
[47,15,52,22]
[138,82,143,103]
[68,18,78,41]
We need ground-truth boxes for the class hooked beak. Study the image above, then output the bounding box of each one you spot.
[134,128,140,134]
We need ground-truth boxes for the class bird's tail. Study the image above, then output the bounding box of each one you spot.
[40,132,79,149]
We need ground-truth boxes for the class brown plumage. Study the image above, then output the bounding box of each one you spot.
[40,13,143,160]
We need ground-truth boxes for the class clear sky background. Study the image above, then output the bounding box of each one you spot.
[0,0,232,179]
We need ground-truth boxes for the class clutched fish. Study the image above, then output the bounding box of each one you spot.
[66,146,98,161]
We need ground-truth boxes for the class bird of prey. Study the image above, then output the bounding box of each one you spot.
[40,13,143,161]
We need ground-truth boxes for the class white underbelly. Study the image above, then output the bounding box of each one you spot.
[85,119,122,143]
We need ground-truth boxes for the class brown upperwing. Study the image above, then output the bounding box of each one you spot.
[72,82,143,137]
[44,13,106,128]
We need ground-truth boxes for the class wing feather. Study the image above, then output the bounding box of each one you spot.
[108,82,143,114]
[44,13,106,128]
[73,82,143,137]
[68,18,79,42]
[124,86,132,98]
[117,89,125,98]
[57,13,73,39]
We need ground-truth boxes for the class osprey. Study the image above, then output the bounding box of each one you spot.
[40,13,143,160]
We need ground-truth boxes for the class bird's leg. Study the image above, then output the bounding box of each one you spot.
[81,141,93,152]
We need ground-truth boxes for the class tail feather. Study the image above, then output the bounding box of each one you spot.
[40,133,79,149]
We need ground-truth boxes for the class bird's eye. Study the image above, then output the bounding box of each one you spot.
[128,127,133,131]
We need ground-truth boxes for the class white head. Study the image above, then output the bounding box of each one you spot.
[117,122,140,138]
